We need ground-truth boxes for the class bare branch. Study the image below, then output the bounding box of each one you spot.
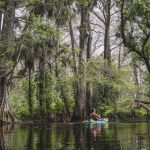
[90,28,104,35]
[91,10,105,24]
[111,42,123,51]
[111,1,115,9]
[111,10,119,16]
[90,22,105,30]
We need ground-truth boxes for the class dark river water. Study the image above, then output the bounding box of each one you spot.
[0,122,150,150]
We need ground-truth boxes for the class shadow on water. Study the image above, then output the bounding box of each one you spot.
[0,123,150,149]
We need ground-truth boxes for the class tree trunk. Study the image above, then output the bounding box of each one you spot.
[62,94,70,118]
[69,17,78,75]
[1,0,15,50]
[143,56,150,74]
[45,72,51,117]
[118,47,121,69]
[132,102,150,112]
[60,60,71,119]
[0,13,2,33]
[75,6,91,120]
[38,55,46,115]
[0,0,15,123]
[69,17,80,120]
[133,61,140,101]
[104,0,111,62]
[28,67,33,116]
[0,77,14,123]
[86,13,92,115]
[55,26,60,78]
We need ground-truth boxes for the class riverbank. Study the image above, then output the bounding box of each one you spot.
[18,116,150,125]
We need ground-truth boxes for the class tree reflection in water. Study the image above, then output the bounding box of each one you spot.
[0,123,149,150]
[0,124,14,150]
[73,123,121,150]
[135,123,150,150]
[90,125,101,141]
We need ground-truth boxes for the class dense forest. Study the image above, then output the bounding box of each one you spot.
[0,0,149,123]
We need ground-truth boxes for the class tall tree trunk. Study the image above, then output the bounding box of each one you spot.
[59,61,71,119]
[86,12,92,115]
[102,0,112,105]
[55,26,60,78]
[76,6,90,120]
[69,17,78,75]
[45,72,51,117]
[28,67,33,116]
[144,57,150,74]
[38,54,46,115]
[0,13,2,33]
[104,0,111,62]
[118,46,121,69]
[0,0,15,123]
[133,61,140,101]
[1,0,15,50]
[61,88,70,119]
[69,17,80,120]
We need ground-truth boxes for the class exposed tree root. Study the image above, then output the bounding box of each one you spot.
[0,101,15,123]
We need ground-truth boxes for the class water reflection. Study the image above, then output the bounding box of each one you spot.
[0,123,149,150]
[90,125,101,141]
[135,123,150,150]
[0,124,14,150]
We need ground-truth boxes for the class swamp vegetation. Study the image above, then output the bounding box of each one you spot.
[0,0,149,123]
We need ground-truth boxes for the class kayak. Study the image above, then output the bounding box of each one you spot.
[82,118,108,124]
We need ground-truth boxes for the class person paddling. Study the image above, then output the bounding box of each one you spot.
[89,108,101,120]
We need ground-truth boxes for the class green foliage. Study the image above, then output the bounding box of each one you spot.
[144,74,150,84]
[0,0,5,10]
[118,0,150,74]
[87,59,136,105]
[10,70,75,117]
[144,74,150,98]
[84,59,139,118]
[103,98,147,120]
[9,79,29,118]
[5,0,150,122]
[77,0,91,6]
[116,0,150,107]
[31,15,58,42]
[57,76,74,112]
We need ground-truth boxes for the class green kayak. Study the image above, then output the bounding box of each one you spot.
[82,118,108,124]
